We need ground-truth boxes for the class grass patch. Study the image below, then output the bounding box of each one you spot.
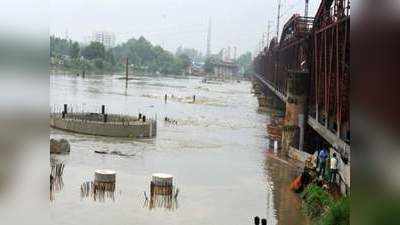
[301,184,333,219]
[300,184,349,225]
[318,197,350,225]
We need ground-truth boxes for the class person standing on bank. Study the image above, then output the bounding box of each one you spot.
[318,148,328,178]
[330,152,339,184]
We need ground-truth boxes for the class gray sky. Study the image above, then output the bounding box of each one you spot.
[50,0,319,56]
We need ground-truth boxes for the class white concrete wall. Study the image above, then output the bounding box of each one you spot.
[50,117,156,138]
[330,148,351,195]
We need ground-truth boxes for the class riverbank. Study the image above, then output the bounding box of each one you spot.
[288,157,349,225]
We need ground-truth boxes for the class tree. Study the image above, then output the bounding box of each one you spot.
[70,42,80,59]
[105,49,116,66]
[177,53,192,69]
[50,35,71,57]
[82,42,106,60]
[235,52,253,75]
[176,47,203,62]
[204,56,218,73]
[51,34,193,75]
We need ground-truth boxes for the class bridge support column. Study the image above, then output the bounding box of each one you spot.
[266,96,285,154]
[281,71,308,157]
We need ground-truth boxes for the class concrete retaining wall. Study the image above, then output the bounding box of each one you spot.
[288,147,312,164]
[330,149,350,195]
[50,115,157,138]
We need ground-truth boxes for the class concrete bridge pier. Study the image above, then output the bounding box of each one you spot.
[281,71,308,157]
[266,95,285,154]
[252,79,269,111]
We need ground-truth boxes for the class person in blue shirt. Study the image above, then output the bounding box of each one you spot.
[317,148,328,178]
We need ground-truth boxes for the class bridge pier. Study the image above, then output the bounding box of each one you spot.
[281,71,308,157]
[266,95,285,154]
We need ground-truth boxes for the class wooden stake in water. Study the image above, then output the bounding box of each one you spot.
[125,58,129,80]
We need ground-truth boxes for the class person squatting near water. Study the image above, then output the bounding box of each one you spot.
[164,117,178,125]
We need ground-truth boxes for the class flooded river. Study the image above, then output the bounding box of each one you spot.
[50,74,308,225]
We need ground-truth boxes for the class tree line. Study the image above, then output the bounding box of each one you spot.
[50,35,193,75]
[50,35,253,76]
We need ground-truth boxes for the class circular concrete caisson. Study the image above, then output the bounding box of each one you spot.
[152,173,173,187]
[94,169,116,183]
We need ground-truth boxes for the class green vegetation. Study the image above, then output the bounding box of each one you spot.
[50,35,192,75]
[235,51,253,75]
[50,35,254,76]
[318,197,350,225]
[203,56,219,73]
[301,185,333,219]
[301,184,349,225]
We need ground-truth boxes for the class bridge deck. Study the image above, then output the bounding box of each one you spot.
[254,74,287,102]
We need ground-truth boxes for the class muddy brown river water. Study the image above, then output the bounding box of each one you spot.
[50,74,308,225]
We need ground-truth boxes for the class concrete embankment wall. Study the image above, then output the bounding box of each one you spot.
[50,117,157,138]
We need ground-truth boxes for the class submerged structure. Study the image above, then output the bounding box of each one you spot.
[144,173,179,211]
[80,169,117,202]
[253,0,350,194]
[50,104,157,138]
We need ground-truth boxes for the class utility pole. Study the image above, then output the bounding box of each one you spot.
[125,58,129,80]
[266,20,272,49]
[276,0,282,41]
[304,0,309,18]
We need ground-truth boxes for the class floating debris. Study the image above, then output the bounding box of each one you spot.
[94,150,135,157]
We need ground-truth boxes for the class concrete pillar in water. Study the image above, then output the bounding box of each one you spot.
[281,71,308,157]
[94,169,116,183]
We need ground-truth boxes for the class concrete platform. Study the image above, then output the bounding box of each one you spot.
[50,113,157,138]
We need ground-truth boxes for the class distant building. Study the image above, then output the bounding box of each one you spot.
[91,31,116,49]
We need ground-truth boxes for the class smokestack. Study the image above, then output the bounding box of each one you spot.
[206,18,212,57]
[234,46,237,60]
[227,46,231,61]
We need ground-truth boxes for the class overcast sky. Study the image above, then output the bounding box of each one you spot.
[50,0,319,56]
